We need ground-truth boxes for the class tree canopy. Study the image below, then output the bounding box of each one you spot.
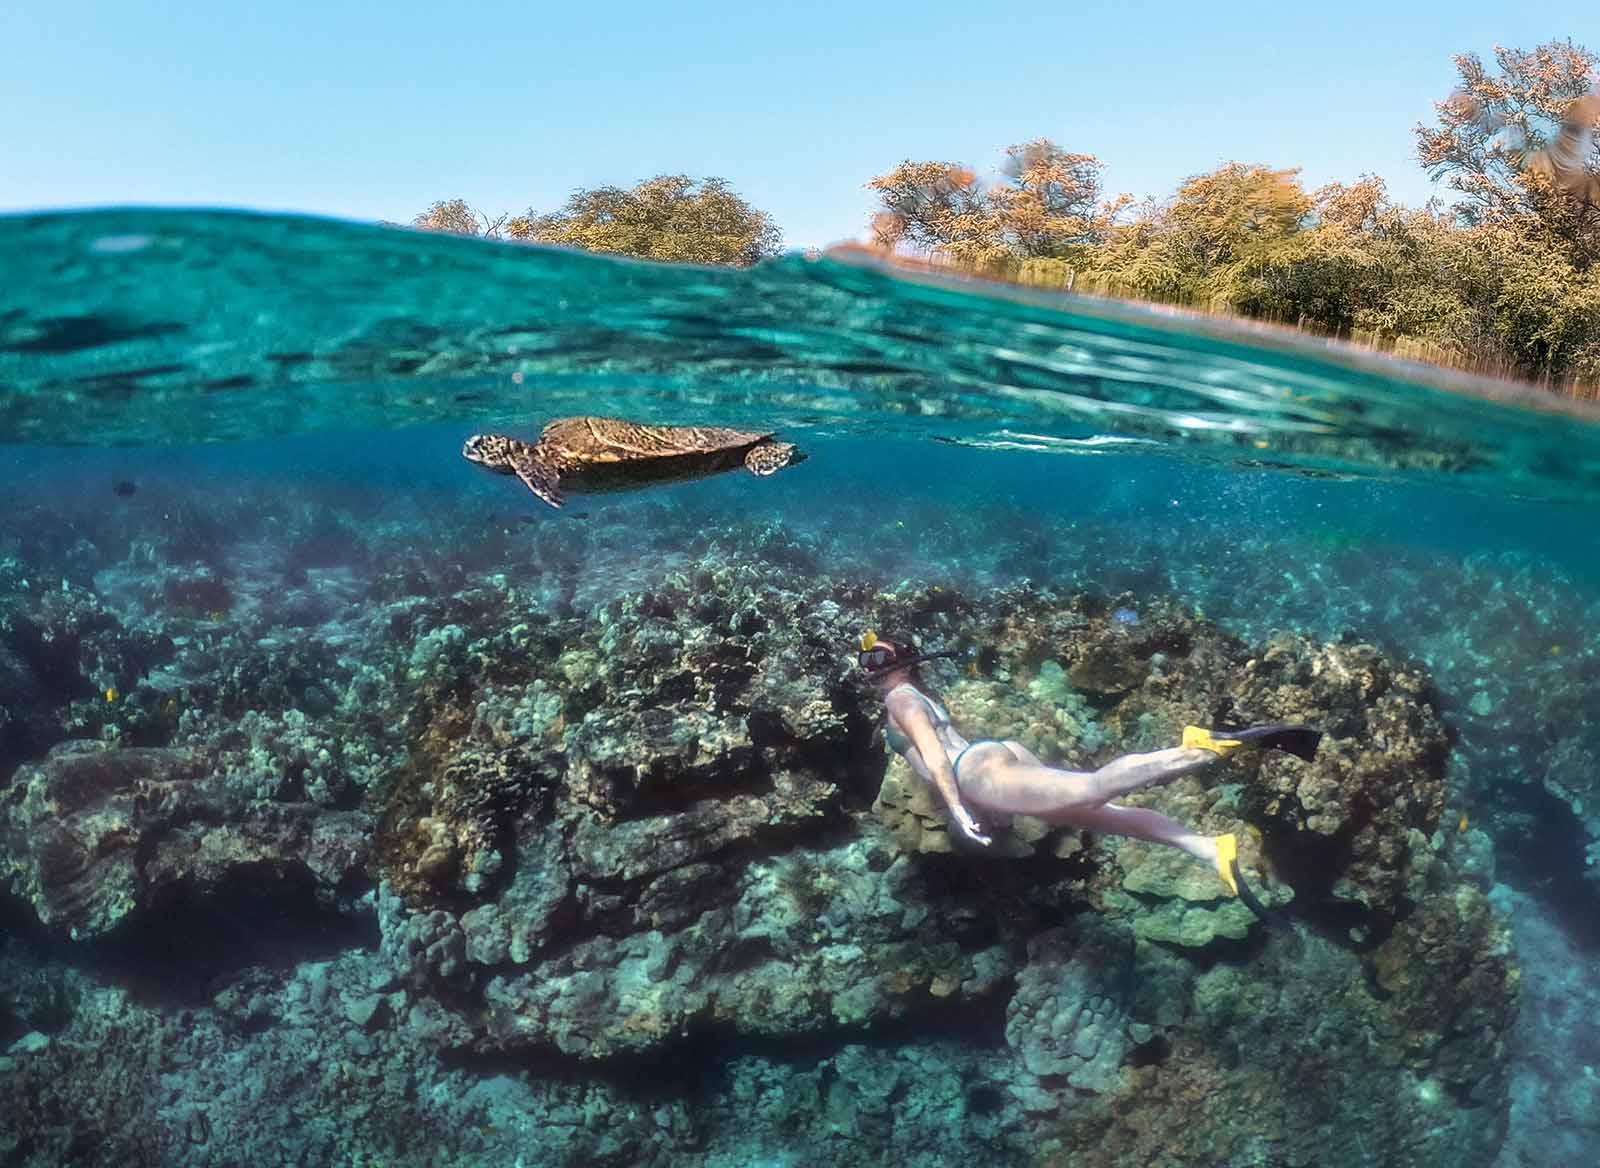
[867,139,1128,266]
[506,175,781,267]
[1416,40,1600,266]
[856,42,1600,388]
[411,199,508,240]
[1080,165,1600,382]
[412,178,779,267]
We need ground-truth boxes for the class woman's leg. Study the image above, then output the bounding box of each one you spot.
[957,742,1239,895]
[957,744,1217,817]
[1046,802,1216,863]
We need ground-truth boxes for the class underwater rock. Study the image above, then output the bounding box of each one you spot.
[1228,635,1449,919]
[1,742,209,936]
[1,580,178,777]
[159,565,233,617]
[381,735,558,902]
[1109,844,1259,947]
[1489,884,1600,1166]
[0,641,52,773]
[0,739,369,939]
[1371,840,1519,1104]
[473,839,1015,1060]
[459,819,571,964]
[1005,922,1135,1104]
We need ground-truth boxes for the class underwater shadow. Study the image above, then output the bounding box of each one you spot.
[66,866,377,1007]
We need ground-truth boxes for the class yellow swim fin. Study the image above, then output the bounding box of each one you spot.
[1214,833,1240,897]
[1183,725,1245,758]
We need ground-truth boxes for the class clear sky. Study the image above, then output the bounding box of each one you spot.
[0,1,1589,250]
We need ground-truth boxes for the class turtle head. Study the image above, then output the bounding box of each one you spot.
[462,433,520,474]
[746,440,806,477]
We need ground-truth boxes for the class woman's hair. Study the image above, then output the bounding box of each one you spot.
[863,630,945,705]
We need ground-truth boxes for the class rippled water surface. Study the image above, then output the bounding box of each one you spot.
[6,209,1600,500]
[2,209,1599,1168]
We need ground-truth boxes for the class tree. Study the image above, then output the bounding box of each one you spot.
[411,198,509,239]
[1082,163,1316,314]
[1162,163,1312,267]
[867,161,1002,264]
[991,140,1134,259]
[867,140,1127,267]
[507,176,781,267]
[1416,40,1600,266]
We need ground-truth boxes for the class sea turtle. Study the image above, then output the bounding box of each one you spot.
[462,416,806,509]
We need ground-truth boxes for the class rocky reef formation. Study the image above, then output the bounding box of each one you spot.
[0,529,1520,1167]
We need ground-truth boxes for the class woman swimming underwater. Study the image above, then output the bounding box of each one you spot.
[858,631,1322,908]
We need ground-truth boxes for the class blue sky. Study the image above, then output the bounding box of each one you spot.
[0,1,1588,250]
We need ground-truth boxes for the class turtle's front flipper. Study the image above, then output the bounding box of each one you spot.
[745,441,800,477]
[512,451,565,508]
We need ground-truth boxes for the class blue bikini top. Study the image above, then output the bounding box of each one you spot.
[883,683,965,761]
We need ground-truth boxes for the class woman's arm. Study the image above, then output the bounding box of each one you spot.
[885,690,991,846]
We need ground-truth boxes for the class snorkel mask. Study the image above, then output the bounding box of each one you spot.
[857,630,897,671]
[857,629,958,676]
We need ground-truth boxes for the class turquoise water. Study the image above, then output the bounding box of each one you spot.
[2,209,1599,1167]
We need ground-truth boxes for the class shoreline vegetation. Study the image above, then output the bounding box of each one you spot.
[412,39,1600,401]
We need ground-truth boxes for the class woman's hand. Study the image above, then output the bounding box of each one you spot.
[951,804,992,847]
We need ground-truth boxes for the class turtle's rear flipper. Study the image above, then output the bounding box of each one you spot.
[512,452,565,509]
[745,442,800,477]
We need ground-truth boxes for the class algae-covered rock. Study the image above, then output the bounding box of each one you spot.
[1109,843,1270,946]
[872,757,956,854]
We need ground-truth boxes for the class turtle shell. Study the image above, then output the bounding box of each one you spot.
[540,416,775,465]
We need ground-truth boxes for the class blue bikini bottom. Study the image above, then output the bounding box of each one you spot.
[952,738,1012,778]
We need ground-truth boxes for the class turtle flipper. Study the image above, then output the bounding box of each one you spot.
[511,451,565,508]
[745,441,800,477]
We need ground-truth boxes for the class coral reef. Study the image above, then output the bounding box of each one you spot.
[0,517,1523,1166]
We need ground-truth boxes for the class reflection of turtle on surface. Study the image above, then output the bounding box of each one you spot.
[462,416,806,509]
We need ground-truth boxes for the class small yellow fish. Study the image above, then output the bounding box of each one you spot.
[1457,813,1470,833]
[1550,645,1563,657]
[104,687,119,703]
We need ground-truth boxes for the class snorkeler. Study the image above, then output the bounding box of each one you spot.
[857,631,1321,905]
